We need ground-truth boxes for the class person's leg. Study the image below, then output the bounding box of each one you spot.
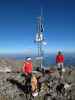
[61,63,64,69]
[57,63,63,80]
[25,74,32,95]
[57,63,61,68]
[60,63,64,79]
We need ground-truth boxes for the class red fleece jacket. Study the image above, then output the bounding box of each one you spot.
[22,61,32,74]
[56,55,64,63]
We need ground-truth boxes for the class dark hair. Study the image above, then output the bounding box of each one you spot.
[58,51,62,55]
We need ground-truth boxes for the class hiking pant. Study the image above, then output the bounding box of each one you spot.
[25,73,32,84]
[25,73,32,93]
[57,63,64,78]
[57,63,64,69]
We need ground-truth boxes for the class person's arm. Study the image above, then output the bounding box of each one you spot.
[56,55,58,63]
[62,55,64,62]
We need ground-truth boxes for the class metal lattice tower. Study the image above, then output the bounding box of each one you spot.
[35,13,46,68]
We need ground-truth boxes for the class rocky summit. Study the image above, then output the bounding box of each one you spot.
[0,58,75,100]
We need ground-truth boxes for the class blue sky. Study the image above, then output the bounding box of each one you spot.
[0,0,75,54]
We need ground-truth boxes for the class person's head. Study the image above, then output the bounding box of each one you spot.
[26,57,32,62]
[58,51,62,55]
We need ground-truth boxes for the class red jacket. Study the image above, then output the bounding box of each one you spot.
[56,54,64,63]
[22,61,32,74]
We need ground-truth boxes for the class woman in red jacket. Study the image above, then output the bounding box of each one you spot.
[56,51,64,68]
[56,51,64,79]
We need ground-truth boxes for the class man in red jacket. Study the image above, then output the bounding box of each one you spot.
[22,58,38,96]
[56,51,64,79]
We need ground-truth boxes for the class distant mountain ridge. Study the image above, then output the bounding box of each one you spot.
[0,53,75,66]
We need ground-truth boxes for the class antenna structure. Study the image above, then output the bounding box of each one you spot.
[35,9,45,68]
